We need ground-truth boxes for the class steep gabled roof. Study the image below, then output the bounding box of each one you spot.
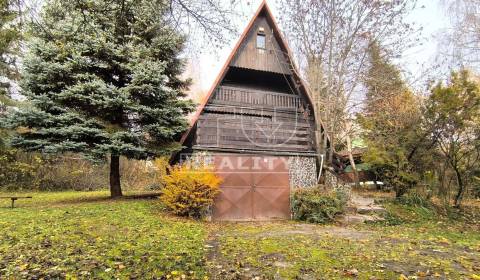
[179,0,324,145]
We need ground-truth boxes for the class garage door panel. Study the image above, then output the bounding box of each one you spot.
[213,187,252,221]
[219,173,251,187]
[252,156,289,187]
[214,155,252,187]
[253,188,290,220]
[212,154,290,221]
[254,171,289,187]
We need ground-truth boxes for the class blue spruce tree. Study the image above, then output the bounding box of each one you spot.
[4,0,195,197]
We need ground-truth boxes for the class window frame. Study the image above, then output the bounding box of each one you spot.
[256,32,266,50]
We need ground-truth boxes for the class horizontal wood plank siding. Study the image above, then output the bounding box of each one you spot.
[231,16,291,74]
[212,86,302,109]
[195,116,315,152]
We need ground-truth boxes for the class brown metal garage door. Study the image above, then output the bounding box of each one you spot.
[212,155,290,221]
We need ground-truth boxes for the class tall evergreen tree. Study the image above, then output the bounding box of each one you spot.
[0,0,20,97]
[359,41,422,197]
[4,0,195,197]
[364,41,408,114]
[0,0,21,148]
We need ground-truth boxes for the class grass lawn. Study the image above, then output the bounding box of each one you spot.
[0,191,207,279]
[206,202,480,280]
[0,191,479,279]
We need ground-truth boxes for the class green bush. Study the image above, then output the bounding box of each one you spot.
[376,211,405,226]
[0,149,42,190]
[0,151,162,191]
[395,192,432,208]
[291,187,348,224]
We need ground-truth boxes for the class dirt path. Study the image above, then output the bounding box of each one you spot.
[205,222,374,279]
[205,221,480,279]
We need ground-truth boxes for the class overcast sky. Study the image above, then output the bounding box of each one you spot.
[185,0,451,96]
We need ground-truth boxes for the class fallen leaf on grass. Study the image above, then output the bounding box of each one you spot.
[416,271,429,277]
[470,274,480,280]
[344,268,359,277]
[438,237,450,245]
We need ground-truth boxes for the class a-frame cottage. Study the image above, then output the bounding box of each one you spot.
[176,1,322,221]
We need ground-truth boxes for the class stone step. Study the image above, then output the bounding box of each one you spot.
[346,203,387,214]
[345,206,358,214]
[356,205,387,215]
[341,193,388,225]
[337,214,385,225]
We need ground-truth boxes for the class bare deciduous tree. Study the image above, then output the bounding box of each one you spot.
[167,0,246,48]
[442,0,480,68]
[278,0,418,184]
[22,0,244,49]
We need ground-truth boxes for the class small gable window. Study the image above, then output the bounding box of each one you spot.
[257,29,266,49]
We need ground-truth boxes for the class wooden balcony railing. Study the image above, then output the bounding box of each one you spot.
[212,86,302,109]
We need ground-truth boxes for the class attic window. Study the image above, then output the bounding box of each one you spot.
[257,29,266,49]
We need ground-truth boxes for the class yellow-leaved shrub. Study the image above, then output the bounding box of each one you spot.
[161,164,222,219]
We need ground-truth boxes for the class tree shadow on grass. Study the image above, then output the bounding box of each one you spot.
[0,192,162,209]
[52,196,113,206]
[51,192,162,206]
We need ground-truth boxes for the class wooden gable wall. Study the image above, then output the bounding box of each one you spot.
[231,13,291,75]
[193,68,316,154]
[177,2,321,158]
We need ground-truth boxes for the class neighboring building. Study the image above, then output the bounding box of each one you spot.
[174,1,327,221]
[334,148,376,183]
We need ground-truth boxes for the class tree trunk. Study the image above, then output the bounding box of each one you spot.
[346,134,360,188]
[395,187,406,198]
[328,133,334,163]
[314,123,324,184]
[453,167,464,208]
[110,154,123,198]
[323,128,328,157]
